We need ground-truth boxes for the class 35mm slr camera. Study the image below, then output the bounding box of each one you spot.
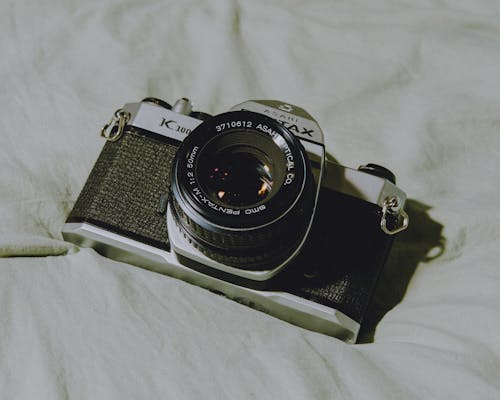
[62,97,409,343]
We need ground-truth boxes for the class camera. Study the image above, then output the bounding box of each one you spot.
[62,97,409,343]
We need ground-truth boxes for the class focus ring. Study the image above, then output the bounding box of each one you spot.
[172,196,274,250]
[171,178,314,270]
[171,195,309,269]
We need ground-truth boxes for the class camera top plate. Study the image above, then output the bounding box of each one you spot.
[230,100,325,147]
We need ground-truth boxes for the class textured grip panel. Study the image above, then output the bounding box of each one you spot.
[68,128,178,249]
[276,189,395,324]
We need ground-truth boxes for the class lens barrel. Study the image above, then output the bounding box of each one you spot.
[170,111,315,270]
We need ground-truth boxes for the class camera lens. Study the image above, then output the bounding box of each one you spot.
[170,111,315,270]
[202,149,273,207]
[197,131,287,208]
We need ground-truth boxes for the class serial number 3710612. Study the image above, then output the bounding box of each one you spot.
[215,121,253,132]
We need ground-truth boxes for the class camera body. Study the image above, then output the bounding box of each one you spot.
[62,97,408,343]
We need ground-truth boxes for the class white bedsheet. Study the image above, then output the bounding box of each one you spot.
[1,1,500,398]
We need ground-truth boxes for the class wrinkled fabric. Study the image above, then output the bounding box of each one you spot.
[1,1,500,399]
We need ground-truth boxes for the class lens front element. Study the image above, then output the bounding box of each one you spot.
[197,130,288,208]
[202,150,272,207]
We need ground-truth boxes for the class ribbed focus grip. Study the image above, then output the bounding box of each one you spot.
[170,180,315,270]
[67,128,179,249]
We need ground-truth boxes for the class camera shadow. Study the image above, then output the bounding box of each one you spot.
[357,199,446,343]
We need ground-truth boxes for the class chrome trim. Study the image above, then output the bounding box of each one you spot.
[323,160,407,211]
[62,222,360,343]
[123,102,203,142]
